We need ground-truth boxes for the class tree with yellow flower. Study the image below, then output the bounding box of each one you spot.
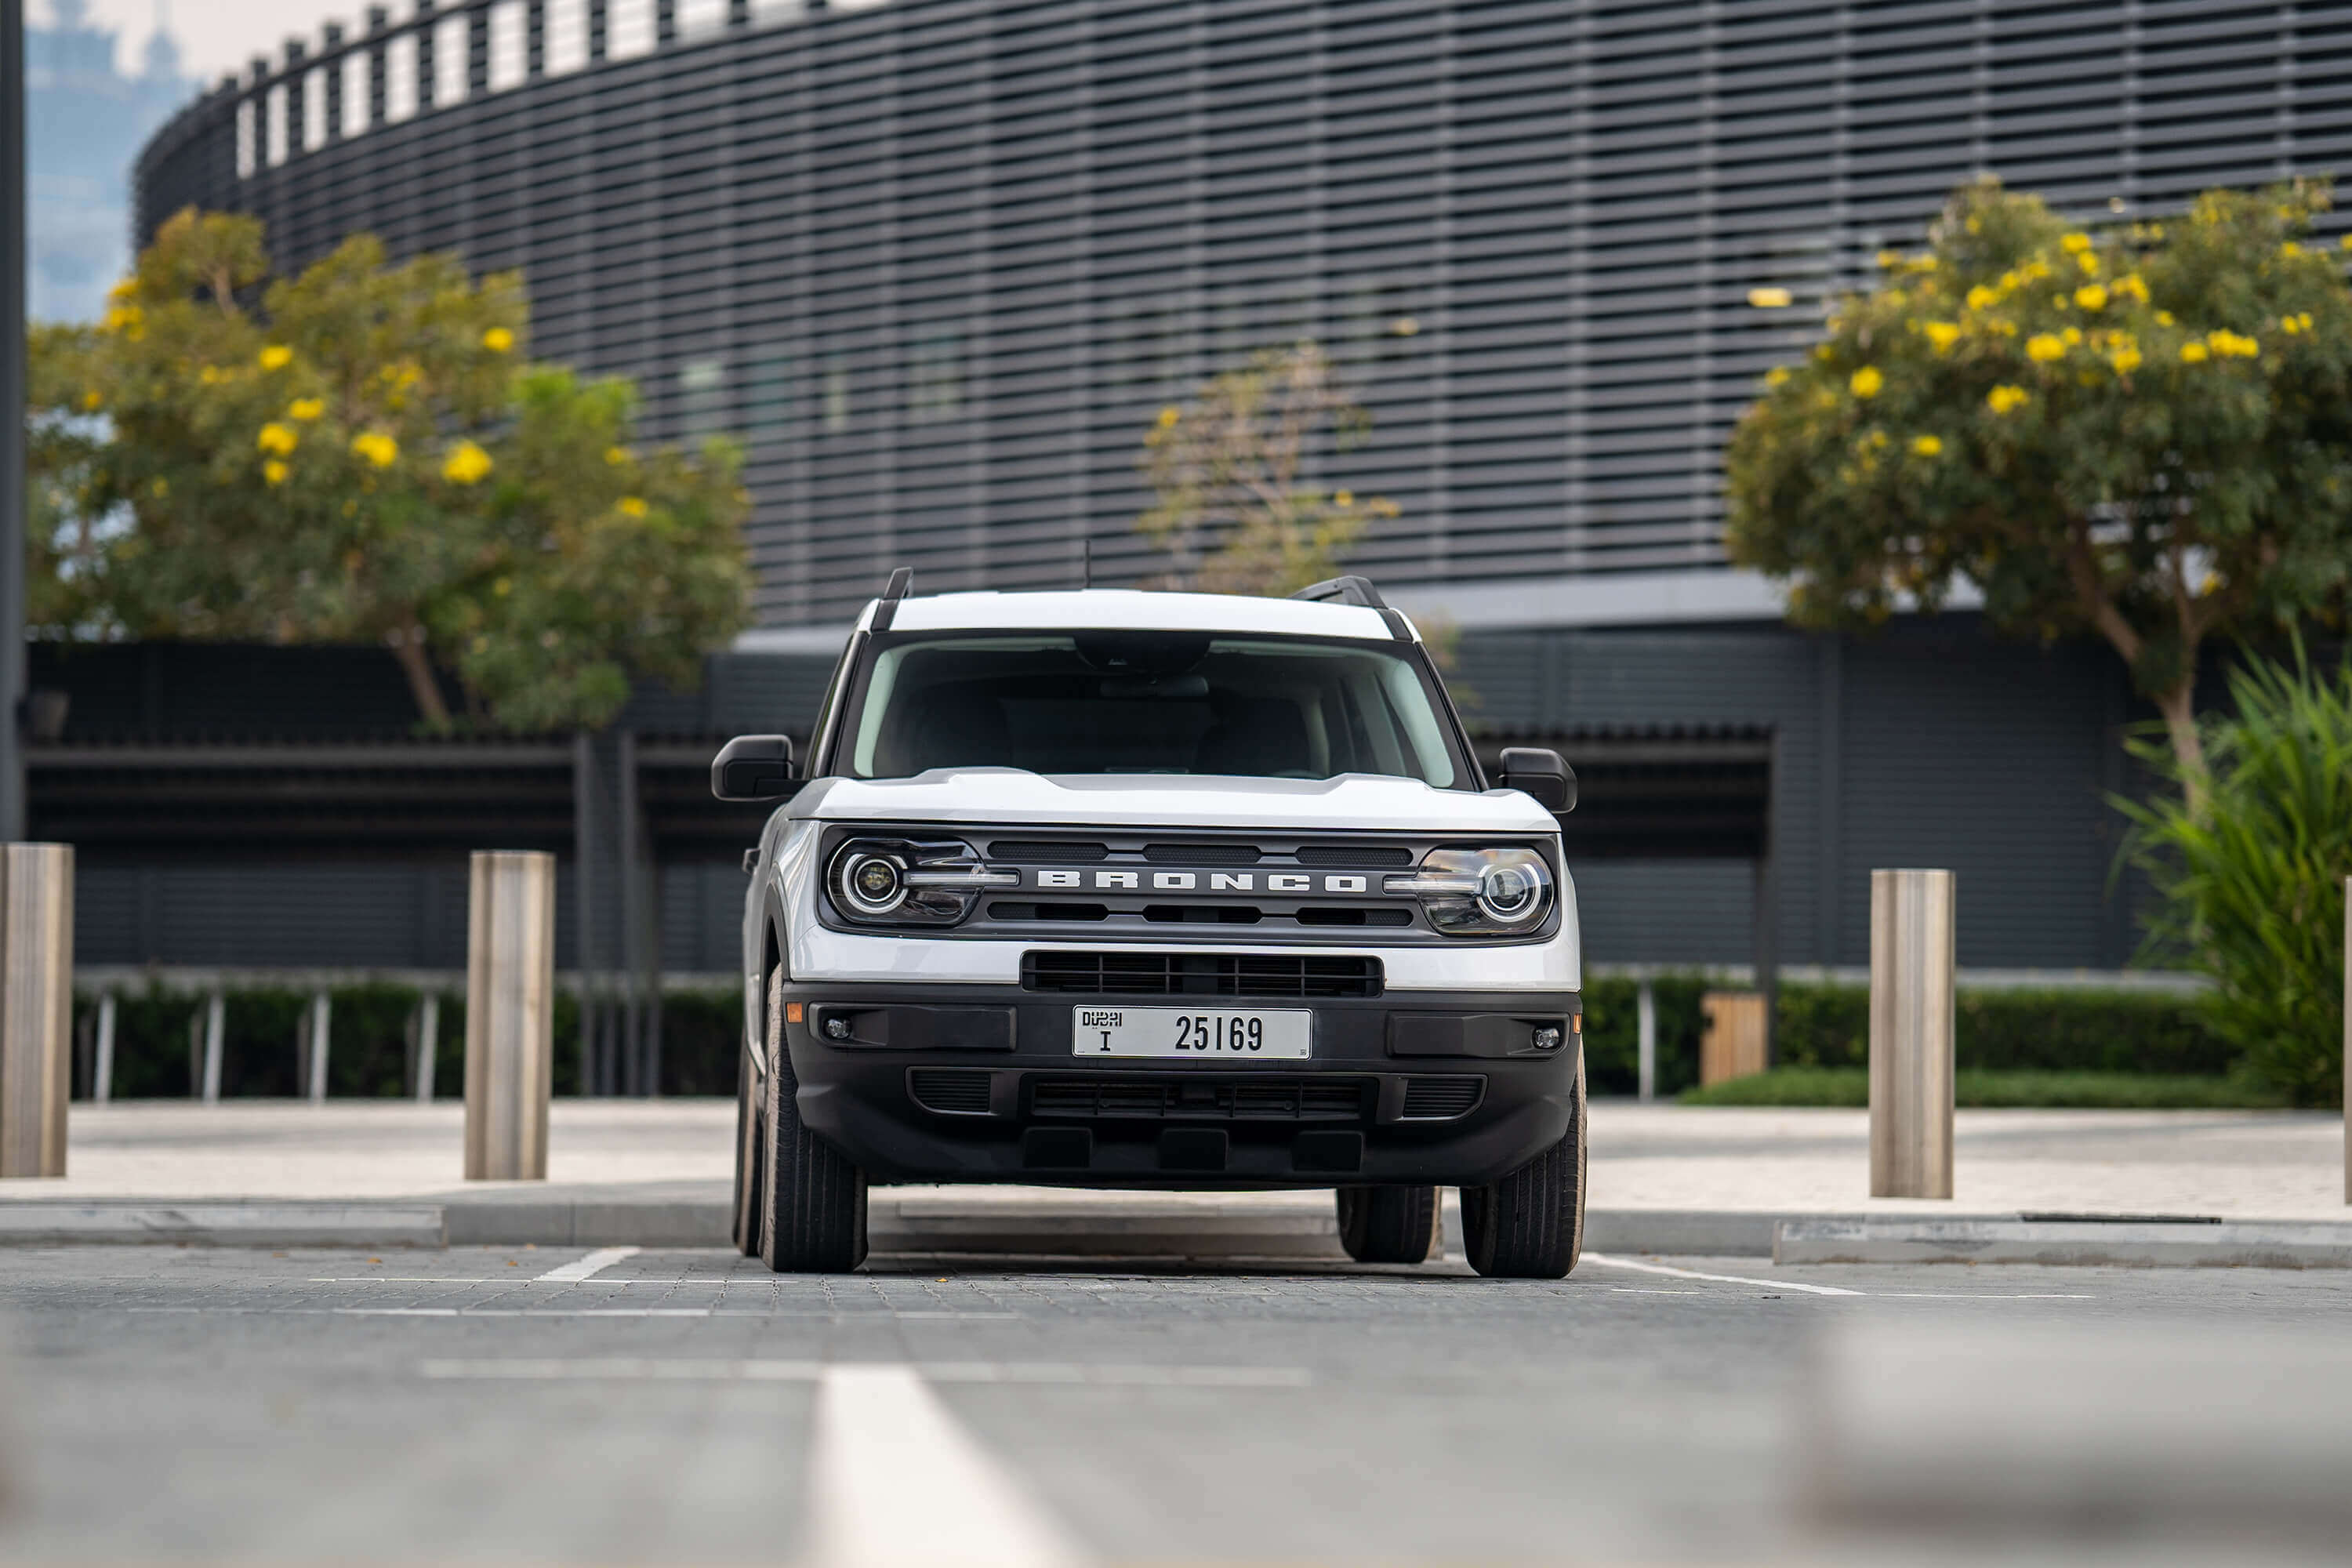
[1137,339,1399,596]
[31,209,751,731]
[1726,176,2352,792]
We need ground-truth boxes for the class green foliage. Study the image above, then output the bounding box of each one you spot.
[70,983,743,1099]
[1679,1067,2285,1109]
[35,209,753,731]
[1580,976,2230,1098]
[2119,652,2352,1106]
[1136,339,1399,596]
[1726,177,2352,774]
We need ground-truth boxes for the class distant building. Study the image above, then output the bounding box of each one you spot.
[29,0,190,321]
[118,1,2352,978]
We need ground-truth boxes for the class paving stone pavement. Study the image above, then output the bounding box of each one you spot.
[8,1100,2344,1221]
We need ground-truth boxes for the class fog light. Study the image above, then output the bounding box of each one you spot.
[823,1016,853,1041]
[1532,1025,1563,1052]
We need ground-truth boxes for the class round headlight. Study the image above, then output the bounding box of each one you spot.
[834,849,907,917]
[1478,861,1544,924]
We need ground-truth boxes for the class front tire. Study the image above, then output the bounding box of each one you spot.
[1461,1054,1587,1279]
[757,964,867,1272]
[1336,1185,1439,1264]
[730,1034,763,1258]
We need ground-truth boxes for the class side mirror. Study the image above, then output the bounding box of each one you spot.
[1497,746,1575,814]
[712,735,798,801]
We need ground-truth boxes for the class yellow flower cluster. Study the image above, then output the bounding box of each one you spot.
[2181,343,2210,364]
[604,445,632,465]
[1849,366,1883,398]
[617,496,648,518]
[1965,285,1999,311]
[2204,329,2260,358]
[2060,232,2093,254]
[482,327,515,353]
[1910,434,1942,456]
[259,345,293,371]
[350,431,400,467]
[2026,333,2067,363]
[2281,311,2317,335]
[2113,274,2150,303]
[256,423,298,456]
[1923,321,1961,351]
[2110,343,2143,374]
[288,397,325,422]
[442,440,494,485]
[2074,284,2108,310]
[263,460,289,486]
[101,303,146,339]
[1987,385,2030,414]
[1764,365,1791,387]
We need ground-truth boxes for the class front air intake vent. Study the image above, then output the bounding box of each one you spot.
[908,1069,995,1116]
[1030,1075,1373,1122]
[1398,1076,1484,1120]
[1020,952,1383,998]
[1294,906,1413,927]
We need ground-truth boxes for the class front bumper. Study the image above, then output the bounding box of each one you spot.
[773,981,1583,1189]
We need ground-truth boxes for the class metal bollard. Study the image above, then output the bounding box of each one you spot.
[1636,978,1657,1103]
[200,993,224,1104]
[305,992,331,1105]
[93,993,116,1104]
[1870,868,1955,1200]
[411,993,441,1102]
[465,851,554,1180]
[0,844,75,1178]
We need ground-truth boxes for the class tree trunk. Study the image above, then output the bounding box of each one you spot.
[2153,677,2208,815]
[389,627,453,728]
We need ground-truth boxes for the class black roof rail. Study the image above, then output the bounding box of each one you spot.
[870,567,914,632]
[1290,575,1414,643]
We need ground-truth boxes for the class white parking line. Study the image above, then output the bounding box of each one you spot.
[804,1363,1090,1568]
[533,1246,640,1283]
[1581,1253,1865,1297]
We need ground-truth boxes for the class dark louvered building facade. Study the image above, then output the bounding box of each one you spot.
[116,0,2352,981]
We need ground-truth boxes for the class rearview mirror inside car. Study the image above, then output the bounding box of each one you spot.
[711,735,798,801]
[1496,746,1575,814]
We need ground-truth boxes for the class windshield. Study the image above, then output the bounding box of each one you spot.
[840,631,1465,788]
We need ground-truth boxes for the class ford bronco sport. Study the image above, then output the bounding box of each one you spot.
[713,572,1585,1278]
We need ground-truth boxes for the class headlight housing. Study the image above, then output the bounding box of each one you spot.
[825,837,1015,927]
[1385,847,1555,937]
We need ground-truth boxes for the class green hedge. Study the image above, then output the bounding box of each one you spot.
[1581,977,2230,1097]
[71,984,742,1100]
[1681,1066,2285,1109]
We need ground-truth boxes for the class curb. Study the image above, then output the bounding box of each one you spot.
[6,1198,2351,1269]
[1776,1216,2352,1269]
[0,1202,447,1249]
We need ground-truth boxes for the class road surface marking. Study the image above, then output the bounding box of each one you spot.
[417,1359,1309,1388]
[1609,1287,1708,1295]
[804,1363,1090,1568]
[533,1246,640,1282]
[1873,1293,2097,1300]
[1581,1253,1864,1297]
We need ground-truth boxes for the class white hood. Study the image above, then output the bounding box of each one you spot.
[788,768,1559,835]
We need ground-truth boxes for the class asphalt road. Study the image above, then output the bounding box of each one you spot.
[2,1244,2348,1564]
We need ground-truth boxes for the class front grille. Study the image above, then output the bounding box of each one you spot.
[1293,842,1415,868]
[986,902,1112,922]
[1145,841,1261,865]
[908,1069,995,1116]
[1142,904,1261,924]
[1021,951,1384,998]
[1031,1074,1373,1122]
[1294,906,1413,927]
[988,839,1109,863]
[1399,1076,1485,1120]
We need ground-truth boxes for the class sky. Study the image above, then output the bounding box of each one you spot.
[45,0,380,86]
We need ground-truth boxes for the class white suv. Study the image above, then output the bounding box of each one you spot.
[713,574,1585,1277]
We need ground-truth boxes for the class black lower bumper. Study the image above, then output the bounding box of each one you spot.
[775,980,1583,1189]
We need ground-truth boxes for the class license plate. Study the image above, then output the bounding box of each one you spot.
[1069,1006,1312,1059]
